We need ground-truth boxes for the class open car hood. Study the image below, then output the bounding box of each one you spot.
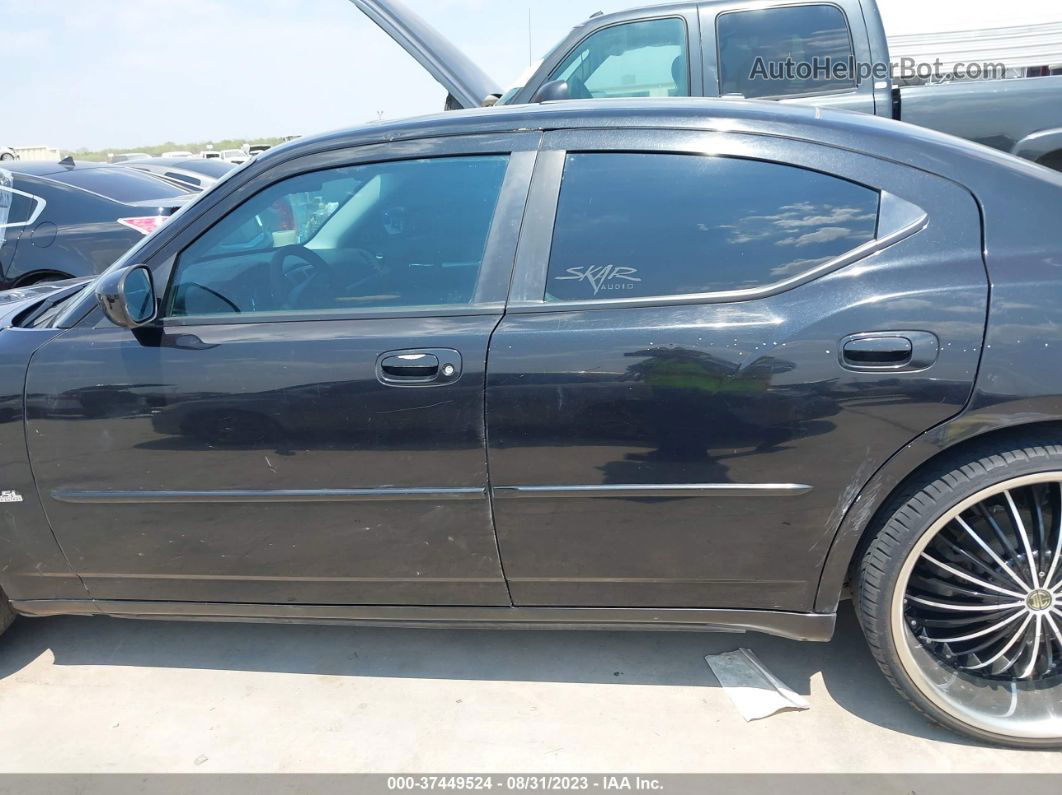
[348,0,501,109]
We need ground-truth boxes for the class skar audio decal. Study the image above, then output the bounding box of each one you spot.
[0,490,23,503]
[555,264,641,295]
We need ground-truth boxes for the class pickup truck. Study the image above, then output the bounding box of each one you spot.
[353,0,1062,168]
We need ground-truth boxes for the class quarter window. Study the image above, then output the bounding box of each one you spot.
[0,174,44,232]
[167,156,509,317]
[549,18,689,99]
[545,153,879,302]
[718,4,857,99]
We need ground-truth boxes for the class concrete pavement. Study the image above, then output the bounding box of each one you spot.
[0,604,1059,772]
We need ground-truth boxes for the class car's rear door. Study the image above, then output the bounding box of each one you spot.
[486,128,987,611]
[25,133,536,606]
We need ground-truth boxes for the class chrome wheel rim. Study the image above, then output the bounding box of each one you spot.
[891,472,1062,740]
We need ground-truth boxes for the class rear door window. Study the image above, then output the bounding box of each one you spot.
[549,17,690,99]
[717,4,857,99]
[545,152,879,301]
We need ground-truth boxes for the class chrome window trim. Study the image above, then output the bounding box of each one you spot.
[0,185,47,229]
[158,303,506,327]
[510,212,924,313]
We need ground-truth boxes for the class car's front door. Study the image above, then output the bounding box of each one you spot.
[486,129,987,611]
[25,134,536,606]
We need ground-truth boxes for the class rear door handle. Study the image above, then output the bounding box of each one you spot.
[376,348,462,387]
[840,332,938,372]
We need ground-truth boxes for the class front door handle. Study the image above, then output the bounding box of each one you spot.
[381,353,439,378]
[376,348,462,387]
[840,332,939,372]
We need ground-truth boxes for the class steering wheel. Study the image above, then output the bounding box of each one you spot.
[268,245,339,310]
[336,247,390,295]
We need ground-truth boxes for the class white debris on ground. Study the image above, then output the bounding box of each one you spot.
[705,648,810,721]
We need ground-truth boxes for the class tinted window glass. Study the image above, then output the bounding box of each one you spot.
[546,153,878,301]
[718,5,856,99]
[550,18,689,99]
[167,156,509,317]
[56,166,191,202]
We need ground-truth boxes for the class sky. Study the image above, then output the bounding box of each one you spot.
[1,0,1057,151]
[0,0,634,150]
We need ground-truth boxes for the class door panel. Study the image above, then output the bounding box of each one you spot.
[487,131,987,611]
[24,141,535,607]
[27,315,510,605]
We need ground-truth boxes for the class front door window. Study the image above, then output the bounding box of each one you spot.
[167,156,509,316]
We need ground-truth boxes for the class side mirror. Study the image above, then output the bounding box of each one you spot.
[529,79,570,104]
[95,265,157,328]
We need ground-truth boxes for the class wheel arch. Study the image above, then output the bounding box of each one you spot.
[13,270,75,287]
[814,415,1062,612]
[1037,150,1062,172]
[1011,128,1062,168]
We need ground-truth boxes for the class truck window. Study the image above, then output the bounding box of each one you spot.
[717,4,856,99]
[549,18,689,100]
[545,152,879,301]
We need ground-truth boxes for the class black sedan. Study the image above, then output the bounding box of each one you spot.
[117,156,238,192]
[0,100,1060,748]
[0,160,191,289]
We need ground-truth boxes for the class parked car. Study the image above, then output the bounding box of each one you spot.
[0,100,1061,748]
[352,0,1062,168]
[0,160,192,288]
[199,151,223,160]
[109,152,151,163]
[220,149,249,165]
[160,150,194,159]
[0,146,17,162]
[117,156,237,192]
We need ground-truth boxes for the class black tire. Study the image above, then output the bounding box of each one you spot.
[0,153,14,162]
[856,436,1062,748]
